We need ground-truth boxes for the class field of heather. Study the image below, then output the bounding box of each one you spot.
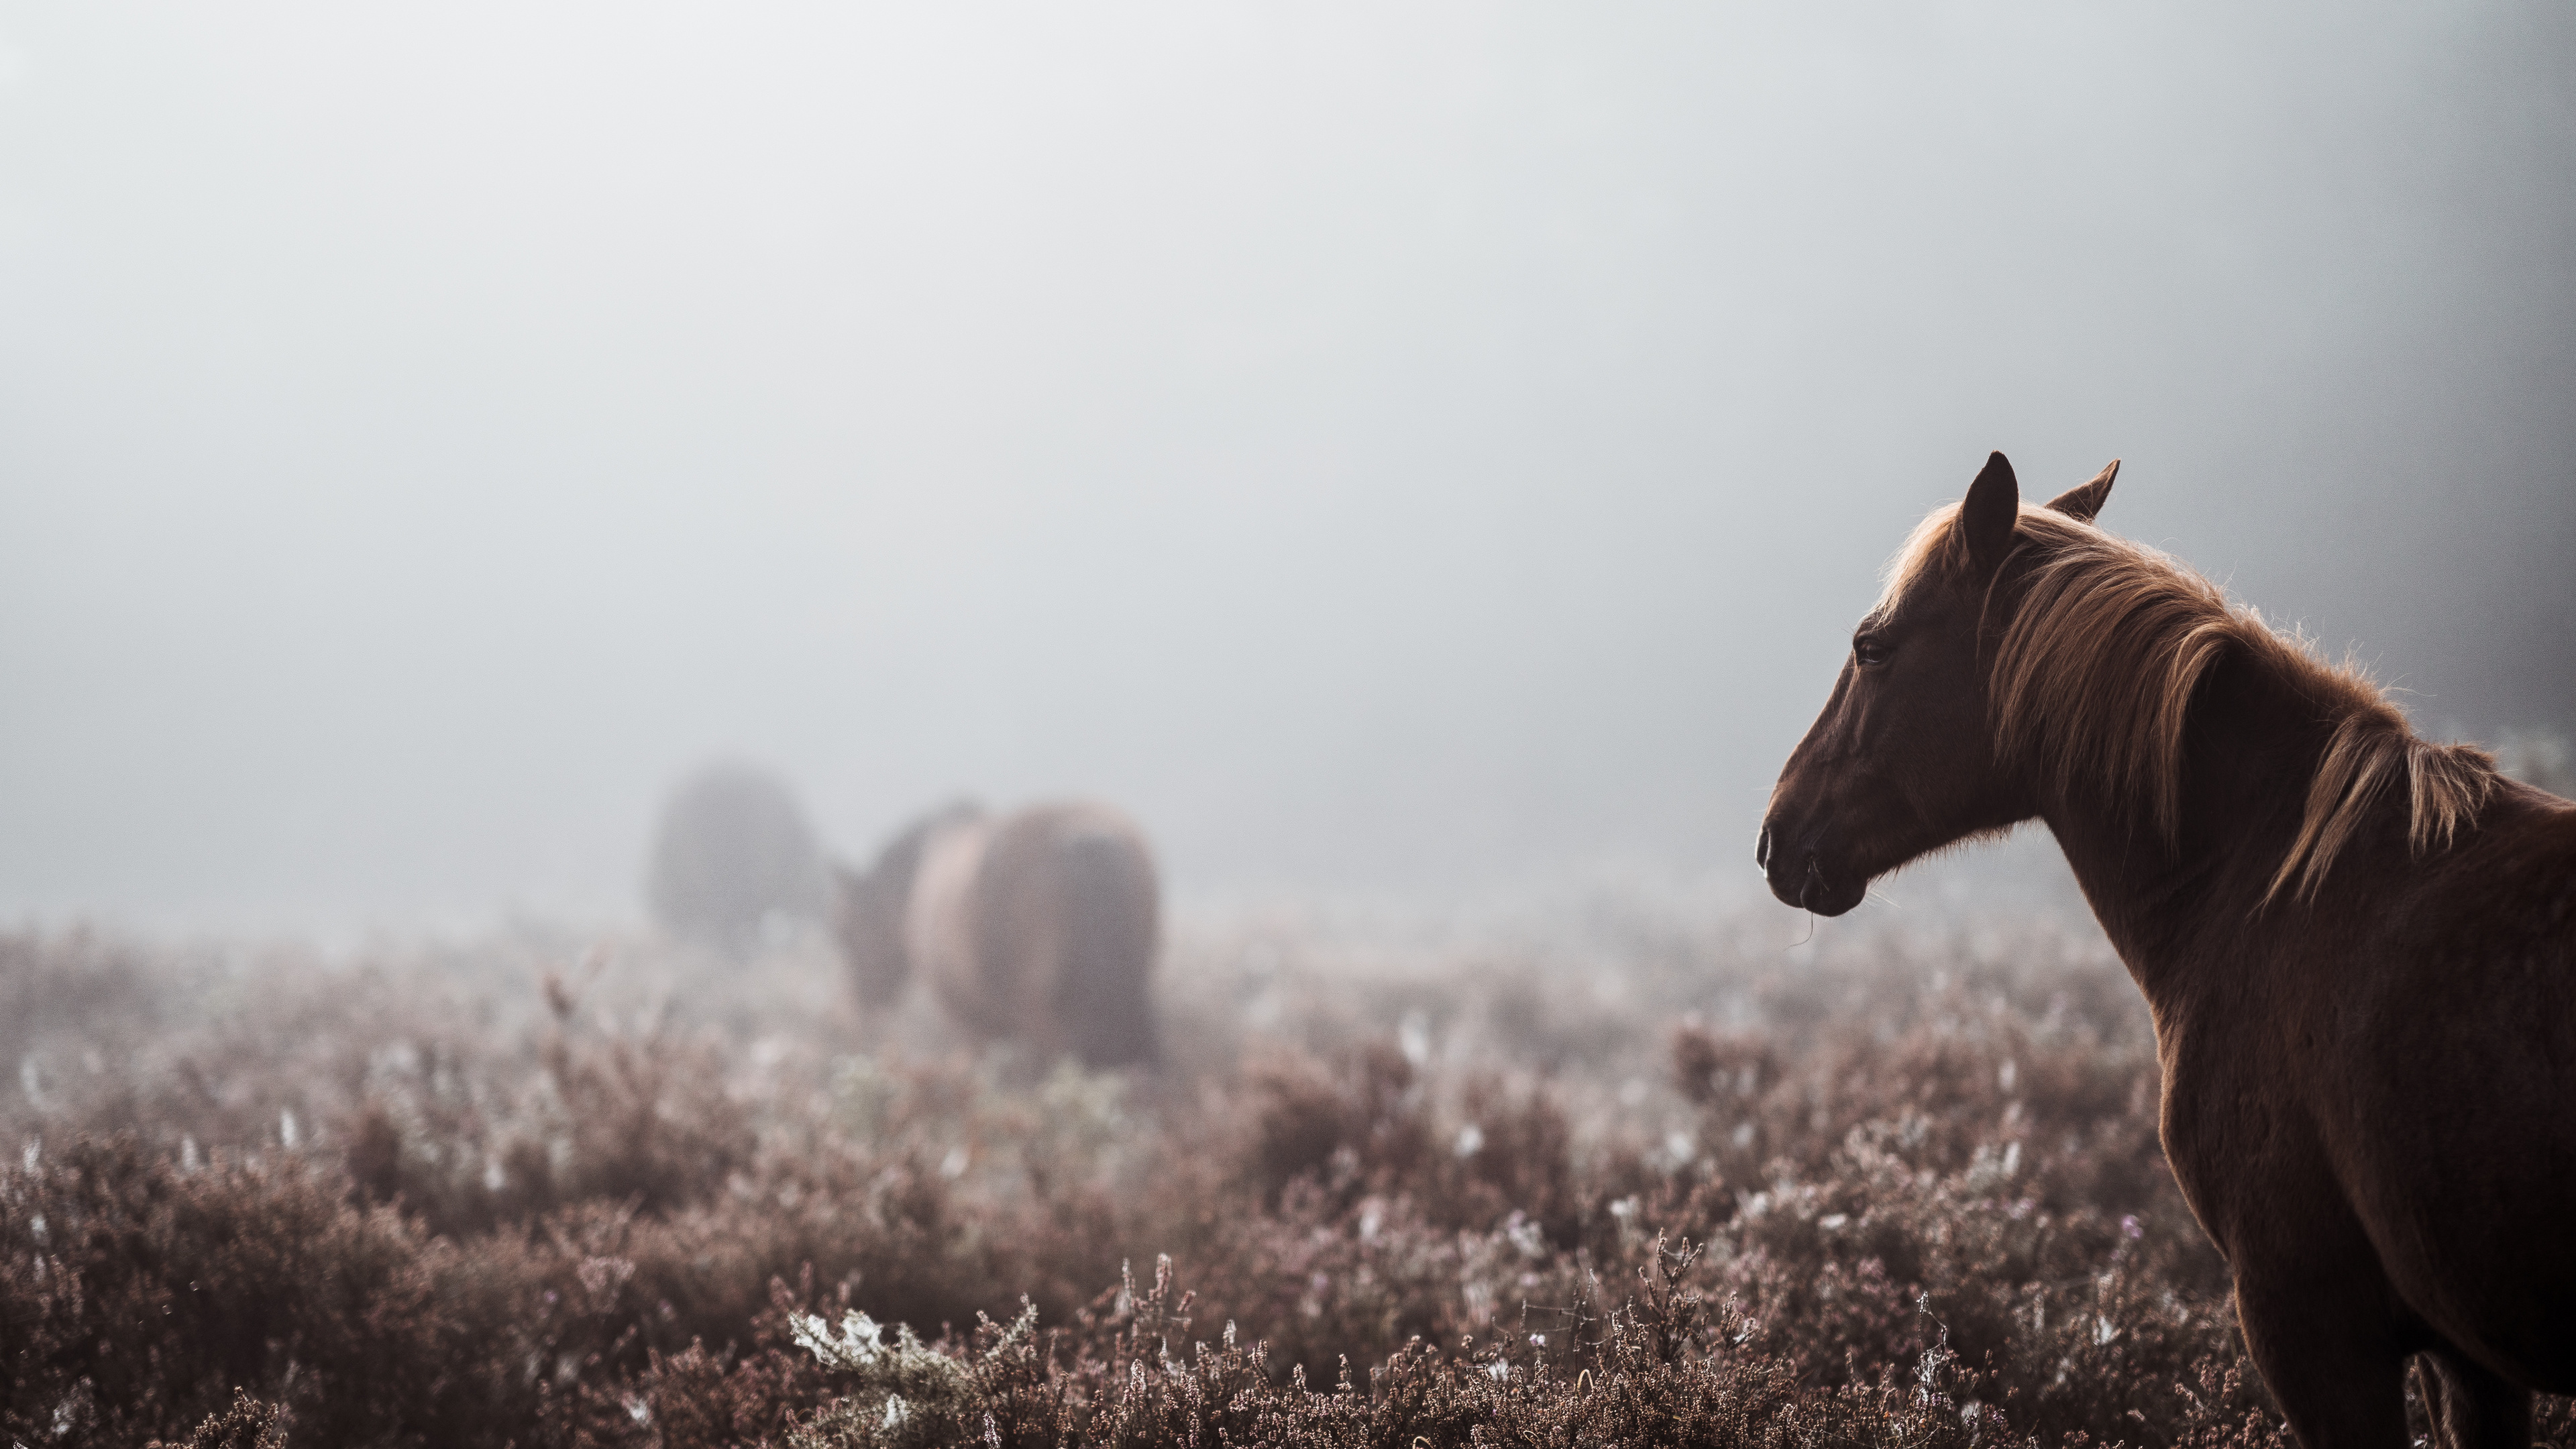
[5,884,2570,1449]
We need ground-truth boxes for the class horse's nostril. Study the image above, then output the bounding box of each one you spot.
[1756,827,1773,871]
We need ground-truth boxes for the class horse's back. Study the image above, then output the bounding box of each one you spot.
[1053,808,1161,1065]
[972,802,1161,1067]
[910,802,1160,1066]
[910,813,1006,1036]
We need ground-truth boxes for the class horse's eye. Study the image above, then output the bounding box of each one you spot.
[1854,635,1892,667]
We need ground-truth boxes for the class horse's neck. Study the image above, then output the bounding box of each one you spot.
[2038,653,2326,1010]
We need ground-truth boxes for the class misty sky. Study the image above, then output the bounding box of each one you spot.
[2,2,2571,932]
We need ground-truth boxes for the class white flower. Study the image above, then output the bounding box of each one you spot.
[793,1310,887,1370]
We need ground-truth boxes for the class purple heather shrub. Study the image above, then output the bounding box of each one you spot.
[3,904,2564,1447]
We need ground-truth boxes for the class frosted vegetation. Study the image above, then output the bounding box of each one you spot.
[5,865,2572,1445]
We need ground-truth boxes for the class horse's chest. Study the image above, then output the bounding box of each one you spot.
[2149,1020,2310,1260]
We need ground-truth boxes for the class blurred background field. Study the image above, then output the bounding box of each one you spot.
[12,857,2566,1448]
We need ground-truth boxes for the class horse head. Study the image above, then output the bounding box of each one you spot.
[1757,452,2117,915]
[832,800,983,1010]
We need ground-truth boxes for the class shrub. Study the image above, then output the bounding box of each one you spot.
[3,902,2566,1447]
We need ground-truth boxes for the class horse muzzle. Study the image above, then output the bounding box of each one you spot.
[1755,820,1868,917]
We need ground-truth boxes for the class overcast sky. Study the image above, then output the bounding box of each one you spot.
[2,1,2570,932]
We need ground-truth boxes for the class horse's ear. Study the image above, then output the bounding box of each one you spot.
[1962,451,2020,573]
[2045,459,2119,523]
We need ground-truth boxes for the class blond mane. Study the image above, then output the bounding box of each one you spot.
[1880,503,2496,904]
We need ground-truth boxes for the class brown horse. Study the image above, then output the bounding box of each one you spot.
[1758,453,2576,1449]
[833,800,1162,1069]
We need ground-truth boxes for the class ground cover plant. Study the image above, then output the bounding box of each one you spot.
[6,882,2571,1448]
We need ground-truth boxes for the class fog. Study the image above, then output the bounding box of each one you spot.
[1,1,2569,932]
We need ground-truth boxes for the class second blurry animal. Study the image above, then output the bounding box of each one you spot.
[833,801,1161,1069]
[647,761,828,957]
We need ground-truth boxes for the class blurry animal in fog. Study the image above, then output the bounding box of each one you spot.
[647,761,828,957]
[833,800,1161,1069]
[1757,452,2576,1449]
